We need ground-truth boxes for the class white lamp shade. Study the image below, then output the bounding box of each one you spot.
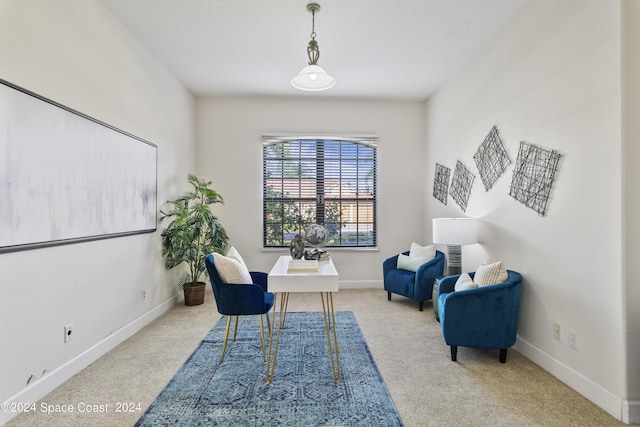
[432,218,478,245]
[291,64,336,91]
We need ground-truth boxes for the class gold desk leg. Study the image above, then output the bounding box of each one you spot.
[266,292,289,383]
[321,292,341,382]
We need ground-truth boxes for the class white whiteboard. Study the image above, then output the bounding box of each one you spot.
[0,79,157,252]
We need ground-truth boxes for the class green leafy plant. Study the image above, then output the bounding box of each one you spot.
[160,174,229,291]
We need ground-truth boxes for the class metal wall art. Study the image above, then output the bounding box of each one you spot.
[473,126,512,191]
[432,163,451,205]
[449,160,475,213]
[432,125,562,216]
[509,141,561,216]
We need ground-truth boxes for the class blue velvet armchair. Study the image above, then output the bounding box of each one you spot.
[383,250,445,311]
[438,270,522,363]
[204,253,275,362]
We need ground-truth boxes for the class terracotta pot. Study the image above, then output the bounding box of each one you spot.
[184,282,206,306]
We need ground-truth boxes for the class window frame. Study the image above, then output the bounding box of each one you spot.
[262,134,378,249]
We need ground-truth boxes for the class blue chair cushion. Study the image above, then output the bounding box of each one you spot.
[264,291,275,311]
[385,269,418,299]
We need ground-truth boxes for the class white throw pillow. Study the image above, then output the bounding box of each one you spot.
[397,254,429,272]
[454,273,478,291]
[409,242,436,259]
[212,251,252,284]
[474,260,508,287]
[227,246,249,271]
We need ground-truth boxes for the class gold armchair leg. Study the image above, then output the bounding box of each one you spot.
[259,314,267,362]
[233,315,239,341]
[221,315,232,362]
[266,312,271,334]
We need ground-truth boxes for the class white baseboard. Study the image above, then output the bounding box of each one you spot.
[0,293,181,426]
[623,399,640,424]
[514,336,627,423]
[339,280,383,289]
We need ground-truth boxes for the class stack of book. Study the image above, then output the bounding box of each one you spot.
[287,259,319,273]
[318,252,330,261]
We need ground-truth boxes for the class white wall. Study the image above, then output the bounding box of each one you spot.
[425,0,631,421]
[622,0,640,421]
[196,97,425,285]
[0,0,195,417]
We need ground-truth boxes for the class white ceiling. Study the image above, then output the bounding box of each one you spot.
[100,0,528,101]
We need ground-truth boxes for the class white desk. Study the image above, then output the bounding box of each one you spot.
[266,255,340,383]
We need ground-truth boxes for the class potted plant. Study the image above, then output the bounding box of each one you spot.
[160,174,229,305]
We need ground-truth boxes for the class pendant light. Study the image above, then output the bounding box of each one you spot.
[291,3,335,92]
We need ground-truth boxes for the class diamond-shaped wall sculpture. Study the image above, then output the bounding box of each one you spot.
[432,163,450,205]
[509,141,561,216]
[473,126,512,191]
[449,160,475,212]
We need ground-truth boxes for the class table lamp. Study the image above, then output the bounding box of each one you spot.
[432,217,477,275]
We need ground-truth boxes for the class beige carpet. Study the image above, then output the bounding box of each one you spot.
[7,287,624,427]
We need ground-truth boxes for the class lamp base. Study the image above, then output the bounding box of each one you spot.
[446,244,462,276]
[446,265,462,276]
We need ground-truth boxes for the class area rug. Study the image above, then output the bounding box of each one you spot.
[136,311,404,426]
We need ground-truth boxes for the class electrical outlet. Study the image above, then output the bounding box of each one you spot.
[64,324,73,343]
[569,330,578,350]
[553,323,561,341]
[141,290,147,300]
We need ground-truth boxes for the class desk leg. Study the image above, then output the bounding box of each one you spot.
[266,292,289,383]
[321,292,341,382]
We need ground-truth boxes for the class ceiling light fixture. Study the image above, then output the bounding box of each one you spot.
[291,3,335,92]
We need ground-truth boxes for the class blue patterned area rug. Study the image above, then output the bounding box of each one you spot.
[136,311,404,426]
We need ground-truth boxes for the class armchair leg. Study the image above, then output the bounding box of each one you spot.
[418,300,424,311]
[387,291,391,301]
[221,316,232,362]
[499,349,507,363]
[266,312,271,334]
[259,314,266,362]
[233,315,239,341]
[450,345,457,361]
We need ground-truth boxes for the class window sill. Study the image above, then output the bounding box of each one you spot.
[262,247,379,253]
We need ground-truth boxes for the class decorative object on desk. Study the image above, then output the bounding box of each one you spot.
[449,160,475,212]
[473,125,512,192]
[135,312,403,427]
[509,141,561,217]
[289,234,305,259]
[287,259,319,273]
[432,217,477,276]
[160,174,229,306]
[305,223,328,247]
[304,247,330,261]
[433,163,451,205]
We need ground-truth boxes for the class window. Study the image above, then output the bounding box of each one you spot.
[263,135,377,248]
